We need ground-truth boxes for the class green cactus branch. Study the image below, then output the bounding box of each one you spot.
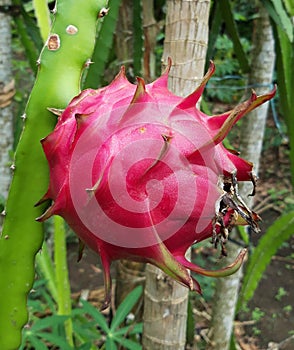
[32,0,52,43]
[0,1,107,349]
[84,0,121,89]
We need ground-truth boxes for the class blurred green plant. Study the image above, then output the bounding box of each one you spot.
[205,34,250,103]
[264,0,294,182]
[251,307,265,322]
[20,283,142,350]
[237,211,294,312]
[275,287,288,301]
[266,188,294,212]
[191,244,217,302]
[83,0,122,89]
[79,286,143,350]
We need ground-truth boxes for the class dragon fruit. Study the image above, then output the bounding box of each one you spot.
[37,58,275,307]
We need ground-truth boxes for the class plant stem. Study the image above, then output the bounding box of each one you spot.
[54,216,73,346]
[32,0,51,43]
[35,242,58,303]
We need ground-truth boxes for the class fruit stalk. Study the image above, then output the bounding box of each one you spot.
[0,1,107,348]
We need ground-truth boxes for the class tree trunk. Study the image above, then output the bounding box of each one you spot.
[0,0,14,227]
[142,0,158,82]
[207,4,275,349]
[142,1,210,349]
[114,0,134,69]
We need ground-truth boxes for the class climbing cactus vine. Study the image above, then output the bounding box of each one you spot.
[0,1,107,348]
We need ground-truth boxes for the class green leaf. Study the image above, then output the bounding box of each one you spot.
[11,2,40,73]
[76,342,93,350]
[275,28,293,119]
[27,334,48,350]
[30,315,70,332]
[106,337,117,350]
[20,3,43,51]
[110,286,143,332]
[80,299,109,333]
[237,211,294,311]
[264,0,293,42]
[220,0,250,73]
[283,0,294,15]
[72,312,101,341]
[36,331,73,350]
[71,307,87,316]
[32,0,52,43]
[112,335,142,350]
[206,0,222,66]
[41,286,57,313]
[84,0,122,88]
[36,243,58,303]
[186,297,195,345]
[114,323,143,336]
[273,21,294,184]
[73,321,100,341]
[237,226,249,245]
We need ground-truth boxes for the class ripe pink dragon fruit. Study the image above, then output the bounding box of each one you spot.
[37,59,275,307]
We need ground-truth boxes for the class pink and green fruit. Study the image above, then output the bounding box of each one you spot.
[37,59,276,307]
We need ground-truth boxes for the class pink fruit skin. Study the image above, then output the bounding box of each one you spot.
[37,59,276,306]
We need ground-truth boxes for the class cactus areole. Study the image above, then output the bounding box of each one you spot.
[37,59,276,307]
